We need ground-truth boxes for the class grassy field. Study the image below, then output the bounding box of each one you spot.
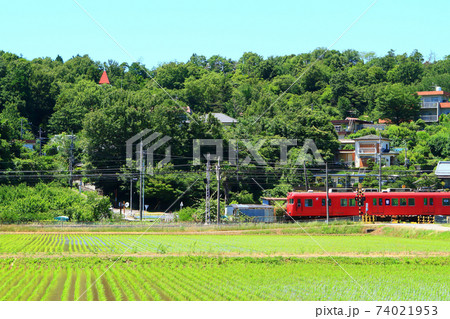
[0,257,448,301]
[0,224,449,301]
[0,232,449,256]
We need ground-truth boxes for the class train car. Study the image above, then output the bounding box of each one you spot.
[286,191,450,221]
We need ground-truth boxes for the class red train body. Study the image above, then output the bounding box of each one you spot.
[286,191,450,219]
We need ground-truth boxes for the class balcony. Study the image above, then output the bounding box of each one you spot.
[420,115,438,122]
[358,148,377,154]
[421,102,440,109]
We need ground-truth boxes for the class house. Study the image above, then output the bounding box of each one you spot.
[435,161,450,188]
[417,87,450,122]
[335,134,399,168]
[210,113,238,126]
[331,118,373,140]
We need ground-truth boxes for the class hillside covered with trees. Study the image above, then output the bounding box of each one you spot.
[1,48,450,214]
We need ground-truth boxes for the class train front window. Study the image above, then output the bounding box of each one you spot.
[408,198,415,206]
[305,199,313,207]
[392,198,398,206]
[340,199,347,207]
[289,198,293,205]
[400,198,407,206]
[349,198,356,207]
[443,198,450,206]
[297,200,302,207]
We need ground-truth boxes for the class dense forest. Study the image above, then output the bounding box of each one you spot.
[1,48,450,217]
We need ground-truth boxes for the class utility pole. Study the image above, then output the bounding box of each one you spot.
[378,133,382,192]
[236,142,239,182]
[69,133,74,188]
[325,162,329,224]
[216,157,221,225]
[303,161,309,191]
[38,127,43,156]
[205,153,211,224]
[139,140,144,221]
[130,174,133,217]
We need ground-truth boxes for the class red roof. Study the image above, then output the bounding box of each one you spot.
[99,71,110,84]
[417,91,450,97]
[440,102,450,109]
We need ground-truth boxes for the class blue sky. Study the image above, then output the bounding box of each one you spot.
[1,0,449,68]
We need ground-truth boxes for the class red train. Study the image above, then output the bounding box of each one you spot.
[286,190,450,221]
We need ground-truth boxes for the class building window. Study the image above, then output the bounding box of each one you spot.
[408,198,415,206]
[305,199,313,207]
[341,199,347,207]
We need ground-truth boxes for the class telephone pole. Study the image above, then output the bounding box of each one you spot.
[69,133,74,187]
[205,153,211,224]
[216,157,221,225]
[38,127,43,156]
[139,140,144,221]
[325,161,329,224]
[303,161,309,191]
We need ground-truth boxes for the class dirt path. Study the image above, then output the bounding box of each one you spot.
[376,223,450,232]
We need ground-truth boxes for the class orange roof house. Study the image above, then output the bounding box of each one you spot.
[99,71,110,85]
[417,87,450,122]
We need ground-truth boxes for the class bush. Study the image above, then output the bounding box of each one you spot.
[0,183,112,223]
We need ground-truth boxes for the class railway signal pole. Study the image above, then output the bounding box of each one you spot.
[378,133,382,192]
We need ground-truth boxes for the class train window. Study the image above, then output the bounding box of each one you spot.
[340,199,347,207]
[289,198,294,205]
[430,198,434,206]
[443,198,450,206]
[322,199,331,206]
[322,199,325,206]
[349,198,356,207]
[408,198,415,206]
[297,200,301,207]
[424,198,428,206]
[392,198,398,206]
[385,199,390,206]
[373,198,377,206]
[379,198,383,206]
[305,199,313,207]
[400,198,407,206]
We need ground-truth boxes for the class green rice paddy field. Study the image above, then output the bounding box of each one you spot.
[0,233,449,255]
[0,229,449,301]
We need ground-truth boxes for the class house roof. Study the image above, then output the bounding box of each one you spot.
[211,113,238,124]
[353,134,390,141]
[440,102,450,109]
[435,161,450,177]
[417,90,450,97]
[99,71,110,85]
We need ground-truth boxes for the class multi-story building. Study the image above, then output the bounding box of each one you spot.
[418,87,450,122]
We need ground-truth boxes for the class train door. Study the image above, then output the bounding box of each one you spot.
[428,196,435,215]
[295,198,303,217]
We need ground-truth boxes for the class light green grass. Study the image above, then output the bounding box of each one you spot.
[0,257,448,301]
[1,233,449,255]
